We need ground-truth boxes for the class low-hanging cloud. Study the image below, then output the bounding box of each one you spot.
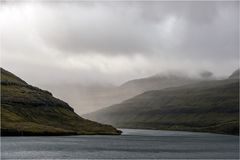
[34,1,239,58]
[0,1,239,86]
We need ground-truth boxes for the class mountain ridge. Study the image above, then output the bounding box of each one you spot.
[83,70,239,135]
[1,68,121,136]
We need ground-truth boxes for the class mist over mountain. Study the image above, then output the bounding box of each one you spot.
[1,68,121,136]
[83,69,239,135]
[0,2,239,159]
[229,69,239,79]
[43,71,215,115]
[119,71,209,93]
[1,1,238,136]
[1,1,238,116]
[1,1,238,99]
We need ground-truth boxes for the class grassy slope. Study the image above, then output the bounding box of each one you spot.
[84,79,239,135]
[1,68,121,136]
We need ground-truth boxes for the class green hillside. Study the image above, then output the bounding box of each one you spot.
[1,68,121,136]
[84,73,239,135]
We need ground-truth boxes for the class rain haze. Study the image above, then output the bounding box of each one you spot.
[1,1,239,114]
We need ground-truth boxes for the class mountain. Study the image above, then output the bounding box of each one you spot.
[229,69,239,79]
[84,71,239,135]
[1,68,121,136]
[46,73,201,115]
[119,73,200,93]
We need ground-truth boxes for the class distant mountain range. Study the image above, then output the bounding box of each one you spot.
[120,72,201,93]
[47,72,207,114]
[83,69,239,135]
[1,68,121,136]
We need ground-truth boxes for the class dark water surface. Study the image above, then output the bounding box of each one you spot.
[1,129,239,159]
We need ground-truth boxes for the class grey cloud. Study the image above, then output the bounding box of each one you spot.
[1,1,239,84]
[1,1,239,114]
[30,1,238,59]
[135,1,218,24]
[35,3,156,55]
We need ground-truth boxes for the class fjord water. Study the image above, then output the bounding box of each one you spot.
[1,129,239,159]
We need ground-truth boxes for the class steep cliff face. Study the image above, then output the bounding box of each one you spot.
[1,68,121,136]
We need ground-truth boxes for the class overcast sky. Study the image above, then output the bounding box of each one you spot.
[1,1,239,87]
